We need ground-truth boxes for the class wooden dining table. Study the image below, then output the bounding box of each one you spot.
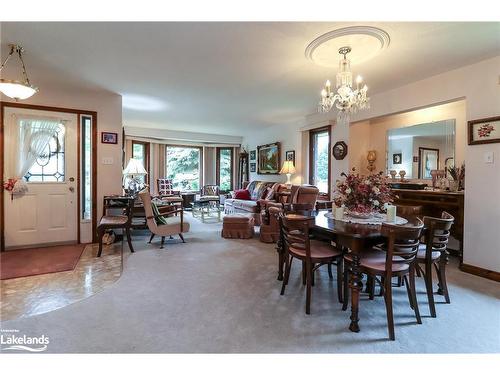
[276,210,422,333]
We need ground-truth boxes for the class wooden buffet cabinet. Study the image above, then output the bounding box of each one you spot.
[393,188,464,261]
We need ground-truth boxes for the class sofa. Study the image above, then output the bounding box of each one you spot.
[259,184,320,243]
[224,181,288,225]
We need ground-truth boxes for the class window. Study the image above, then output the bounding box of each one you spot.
[166,146,201,191]
[216,147,233,192]
[309,126,331,197]
[81,115,92,220]
[23,122,65,182]
[131,140,149,184]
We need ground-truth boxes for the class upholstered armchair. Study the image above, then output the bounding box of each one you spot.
[259,185,319,243]
[157,178,183,207]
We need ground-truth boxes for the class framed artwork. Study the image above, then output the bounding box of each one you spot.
[332,141,348,160]
[257,142,280,174]
[250,150,256,161]
[285,150,295,164]
[392,153,402,164]
[445,157,455,178]
[413,156,419,163]
[250,163,256,173]
[418,147,439,179]
[468,116,500,145]
[101,132,118,144]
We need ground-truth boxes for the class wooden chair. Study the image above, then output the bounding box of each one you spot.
[396,204,423,219]
[279,213,344,314]
[417,211,454,317]
[97,196,135,257]
[343,219,424,340]
[138,189,190,249]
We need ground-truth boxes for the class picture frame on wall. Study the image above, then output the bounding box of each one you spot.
[285,150,295,164]
[393,153,402,164]
[332,141,348,160]
[418,147,439,179]
[257,142,280,174]
[468,116,500,145]
[250,163,256,173]
[250,150,256,161]
[101,132,118,144]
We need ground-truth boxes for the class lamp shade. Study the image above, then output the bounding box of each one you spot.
[0,80,38,101]
[123,158,147,176]
[279,160,296,174]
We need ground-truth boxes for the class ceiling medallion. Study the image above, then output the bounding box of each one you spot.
[305,26,390,67]
[0,44,38,101]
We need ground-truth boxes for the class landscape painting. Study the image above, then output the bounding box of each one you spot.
[257,142,280,174]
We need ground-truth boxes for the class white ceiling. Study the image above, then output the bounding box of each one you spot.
[1,22,499,136]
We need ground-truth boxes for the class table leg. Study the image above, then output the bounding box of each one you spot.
[277,237,284,281]
[349,252,363,332]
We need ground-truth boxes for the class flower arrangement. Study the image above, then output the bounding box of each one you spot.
[333,168,394,215]
[447,162,465,190]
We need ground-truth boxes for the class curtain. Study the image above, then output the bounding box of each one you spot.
[15,118,61,181]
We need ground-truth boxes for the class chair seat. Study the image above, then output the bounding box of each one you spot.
[345,250,409,273]
[289,240,342,260]
[417,244,441,261]
[161,196,183,203]
[99,215,128,226]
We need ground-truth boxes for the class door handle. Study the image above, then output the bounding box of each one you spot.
[69,187,75,192]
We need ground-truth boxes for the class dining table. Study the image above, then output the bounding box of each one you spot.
[276,209,422,333]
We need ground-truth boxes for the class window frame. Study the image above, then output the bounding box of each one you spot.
[81,115,92,221]
[309,125,332,199]
[216,147,233,193]
[165,144,203,192]
[131,140,150,185]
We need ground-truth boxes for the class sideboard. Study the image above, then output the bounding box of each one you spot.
[392,189,465,262]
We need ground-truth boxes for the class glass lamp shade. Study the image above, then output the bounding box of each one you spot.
[123,158,147,176]
[0,79,38,100]
[279,161,296,174]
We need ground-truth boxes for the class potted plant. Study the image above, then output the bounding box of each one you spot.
[447,163,465,191]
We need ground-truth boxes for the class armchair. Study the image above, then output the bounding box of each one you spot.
[157,178,183,207]
[138,189,190,249]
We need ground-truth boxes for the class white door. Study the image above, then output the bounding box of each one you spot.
[3,108,78,249]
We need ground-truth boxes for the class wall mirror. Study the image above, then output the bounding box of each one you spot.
[386,119,455,179]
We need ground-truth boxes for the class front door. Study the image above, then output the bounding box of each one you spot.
[3,108,78,249]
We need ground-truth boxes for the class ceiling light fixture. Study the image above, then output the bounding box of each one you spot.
[318,46,369,126]
[0,44,38,101]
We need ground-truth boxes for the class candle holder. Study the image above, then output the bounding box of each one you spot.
[399,170,406,182]
[389,170,397,180]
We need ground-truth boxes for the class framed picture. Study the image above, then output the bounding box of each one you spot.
[250,150,256,161]
[101,132,118,144]
[418,147,439,179]
[257,142,280,174]
[250,163,256,173]
[285,150,295,164]
[468,116,500,145]
[332,141,348,160]
[392,153,402,164]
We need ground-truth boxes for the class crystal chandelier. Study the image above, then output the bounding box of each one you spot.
[0,44,38,101]
[318,47,369,126]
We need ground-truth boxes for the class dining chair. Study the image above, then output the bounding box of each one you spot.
[97,196,135,257]
[396,204,423,219]
[417,211,454,317]
[343,219,424,340]
[279,213,344,314]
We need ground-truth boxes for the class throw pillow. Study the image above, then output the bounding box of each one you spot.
[264,187,275,201]
[234,189,251,200]
[152,202,168,225]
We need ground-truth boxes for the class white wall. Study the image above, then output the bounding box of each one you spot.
[245,56,500,272]
[1,88,123,243]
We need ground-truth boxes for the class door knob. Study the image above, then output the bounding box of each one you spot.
[69,187,75,192]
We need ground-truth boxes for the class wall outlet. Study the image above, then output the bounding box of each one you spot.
[484,151,494,164]
[102,157,114,165]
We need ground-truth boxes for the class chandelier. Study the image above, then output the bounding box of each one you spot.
[0,44,38,101]
[318,46,369,126]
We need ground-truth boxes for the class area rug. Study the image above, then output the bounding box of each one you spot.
[0,244,86,280]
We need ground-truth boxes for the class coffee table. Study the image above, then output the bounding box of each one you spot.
[191,198,223,222]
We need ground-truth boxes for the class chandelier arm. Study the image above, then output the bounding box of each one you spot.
[17,48,32,85]
[0,45,16,72]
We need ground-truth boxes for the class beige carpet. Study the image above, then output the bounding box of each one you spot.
[1,214,499,353]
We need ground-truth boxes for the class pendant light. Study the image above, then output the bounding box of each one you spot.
[0,44,38,101]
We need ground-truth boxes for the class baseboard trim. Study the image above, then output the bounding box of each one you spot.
[460,263,500,282]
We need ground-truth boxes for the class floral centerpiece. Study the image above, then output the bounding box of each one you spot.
[333,168,394,218]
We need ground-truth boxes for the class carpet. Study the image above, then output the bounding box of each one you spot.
[0,244,86,280]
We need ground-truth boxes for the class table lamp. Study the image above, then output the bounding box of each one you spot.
[123,158,148,196]
[279,160,296,187]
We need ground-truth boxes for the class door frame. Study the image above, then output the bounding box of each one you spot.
[0,102,98,251]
